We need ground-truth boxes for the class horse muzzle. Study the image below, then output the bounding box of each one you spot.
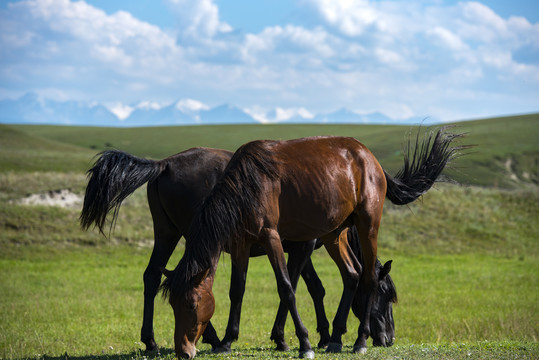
[373,334,395,347]
[177,348,196,360]
[177,343,197,360]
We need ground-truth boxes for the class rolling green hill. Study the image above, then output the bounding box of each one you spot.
[1,113,537,252]
[4,113,538,188]
[0,124,95,173]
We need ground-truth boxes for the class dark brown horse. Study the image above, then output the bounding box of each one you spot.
[161,128,465,359]
[79,147,397,352]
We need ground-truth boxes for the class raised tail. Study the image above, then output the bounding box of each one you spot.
[80,150,164,235]
[384,126,469,205]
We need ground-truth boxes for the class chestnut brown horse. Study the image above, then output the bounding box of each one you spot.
[161,128,465,359]
[79,147,397,352]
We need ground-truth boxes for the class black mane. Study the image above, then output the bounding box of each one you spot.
[161,140,280,299]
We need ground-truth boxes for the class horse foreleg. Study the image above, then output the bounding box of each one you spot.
[301,258,331,348]
[261,229,314,359]
[270,239,317,351]
[201,322,220,349]
[321,229,361,353]
[213,246,250,353]
[351,220,379,354]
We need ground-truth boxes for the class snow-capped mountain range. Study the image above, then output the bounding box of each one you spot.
[0,93,434,127]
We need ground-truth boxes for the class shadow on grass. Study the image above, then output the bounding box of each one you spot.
[16,341,539,360]
[33,347,292,360]
[34,348,176,360]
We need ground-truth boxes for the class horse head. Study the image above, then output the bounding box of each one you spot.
[162,268,215,359]
[370,260,397,347]
[352,259,397,348]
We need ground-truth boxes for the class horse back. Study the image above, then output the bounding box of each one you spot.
[147,147,233,234]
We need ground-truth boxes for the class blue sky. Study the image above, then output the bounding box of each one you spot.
[1,0,538,123]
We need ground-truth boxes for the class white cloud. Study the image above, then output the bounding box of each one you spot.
[427,27,468,51]
[273,107,315,121]
[136,101,163,110]
[242,25,336,63]
[374,47,404,66]
[166,0,232,39]
[93,45,132,66]
[245,106,315,123]
[312,0,378,36]
[0,0,537,122]
[107,103,134,120]
[176,99,209,112]
[459,1,507,42]
[6,0,180,74]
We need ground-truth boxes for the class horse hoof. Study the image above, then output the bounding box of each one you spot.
[275,343,290,352]
[317,340,328,349]
[325,342,342,353]
[212,346,231,354]
[142,339,158,352]
[299,349,315,359]
[353,346,368,354]
[317,335,330,349]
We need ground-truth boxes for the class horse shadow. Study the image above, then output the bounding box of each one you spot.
[32,348,175,360]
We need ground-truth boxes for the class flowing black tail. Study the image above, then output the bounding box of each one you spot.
[384,126,469,205]
[80,150,164,235]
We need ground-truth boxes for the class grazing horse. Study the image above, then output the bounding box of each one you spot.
[79,147,396,352]
[161,128,465,359]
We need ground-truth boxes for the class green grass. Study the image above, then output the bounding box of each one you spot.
[1,117,538,359]
[1,181,537,359]
[1,245,537,359]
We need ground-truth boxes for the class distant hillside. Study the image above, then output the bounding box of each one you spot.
[0,124,95,172]
[2,113,538,188]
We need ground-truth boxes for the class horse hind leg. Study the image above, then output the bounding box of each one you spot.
[270,239,317,351]
[261,228,314,359]
[300,258,331,348]
[141,186,181,352]
[141,230,180,351]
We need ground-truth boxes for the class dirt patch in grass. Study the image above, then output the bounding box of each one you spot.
[14,189,82,208]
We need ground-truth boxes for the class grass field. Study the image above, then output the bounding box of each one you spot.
[1,116,538,359]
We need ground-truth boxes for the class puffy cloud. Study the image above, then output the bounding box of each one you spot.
[2,0,180,80]
[0,0,537,121]
[427,27,468,51]
[458,1,507,42]
[242,25,336,63]
[166,0,232,39]
[107,103,134,120]
[175,98,210,112]
[311,0,378,36]
[244,106,315,123]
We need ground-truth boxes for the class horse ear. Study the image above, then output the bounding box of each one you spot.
[160,267,173,279]
[193,268,211,286]
[379,260,392,280]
